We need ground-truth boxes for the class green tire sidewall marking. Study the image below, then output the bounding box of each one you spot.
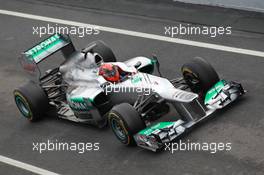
[14,91,33,120]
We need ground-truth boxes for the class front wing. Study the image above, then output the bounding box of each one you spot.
[134,80,245,152]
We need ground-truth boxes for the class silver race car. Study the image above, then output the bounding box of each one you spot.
[14,34,245,151]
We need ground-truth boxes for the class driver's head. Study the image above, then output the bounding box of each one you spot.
[99,63,120,82]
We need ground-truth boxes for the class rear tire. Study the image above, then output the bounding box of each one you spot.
[181,57,220,97]
[84,40,116,63]
[13,81,50,122]
[108,103,145,146]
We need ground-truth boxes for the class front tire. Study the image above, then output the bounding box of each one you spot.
[181,57,220,97]
[108,103,145,146]
[13,81,50,122]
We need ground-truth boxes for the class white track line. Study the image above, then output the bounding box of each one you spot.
[0,155,59,175]
[0,9,264,58]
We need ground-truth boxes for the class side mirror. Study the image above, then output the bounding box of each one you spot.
[152,54,162,77]
[134,61,142,69]
[152,54,159,65]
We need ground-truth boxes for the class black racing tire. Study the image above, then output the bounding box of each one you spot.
[85,40,116,63]
[13,81,50,122]
[181,57,220,97]
[108,103,145,146]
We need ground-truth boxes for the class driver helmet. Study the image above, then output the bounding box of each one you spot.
[99,63,120,82]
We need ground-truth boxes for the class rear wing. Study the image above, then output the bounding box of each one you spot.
[20,34,76,81]
[23,33,75,64]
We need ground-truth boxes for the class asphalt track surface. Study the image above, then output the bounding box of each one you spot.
[0,0,264,175]
[173,0,264,13]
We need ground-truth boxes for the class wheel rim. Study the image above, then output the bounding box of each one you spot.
[15,95,30,118]
[110,117,128,142]
[184,72,201,92]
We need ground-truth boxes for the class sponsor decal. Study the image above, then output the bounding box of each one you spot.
[25,34,61,59]
[139,122,174,135]
[68,97,93,111]
[131,76,142,84]
[204,80,225,104]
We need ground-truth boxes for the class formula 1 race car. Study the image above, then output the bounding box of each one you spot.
[14,34,245,152]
